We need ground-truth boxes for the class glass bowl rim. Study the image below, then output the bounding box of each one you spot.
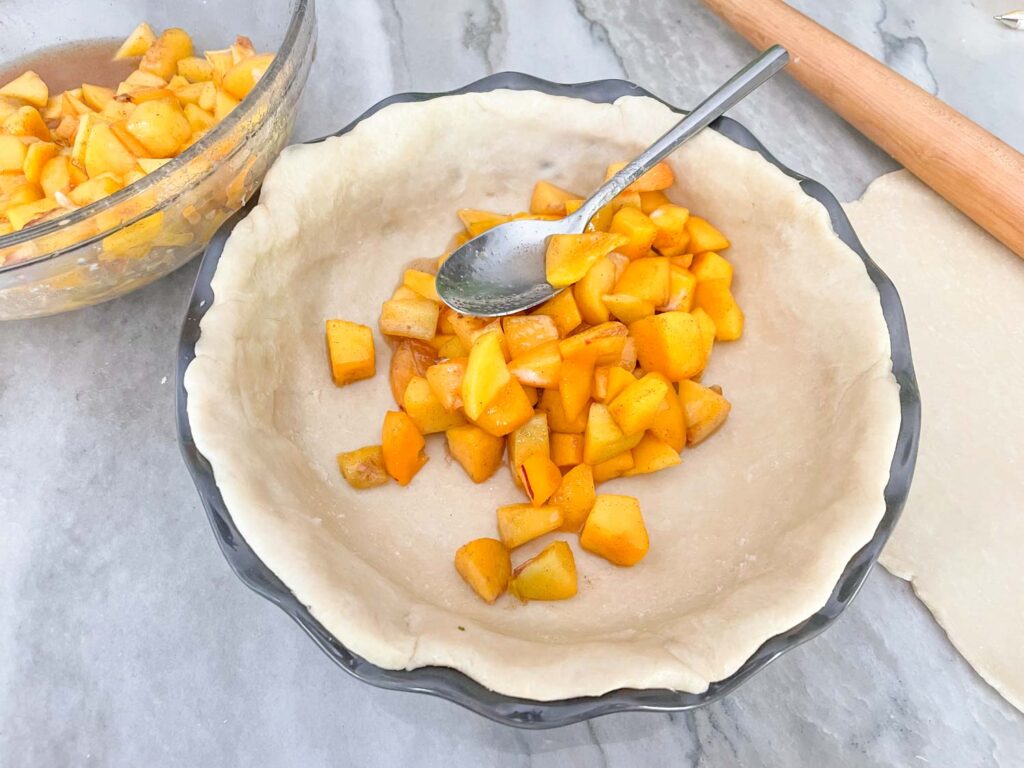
[0,0,313,276]
[176,72,921,729]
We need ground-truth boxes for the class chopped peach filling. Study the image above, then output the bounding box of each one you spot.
[0,24,274,244]
[330,159,740,605]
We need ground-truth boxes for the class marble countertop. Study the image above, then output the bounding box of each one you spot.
[2,0,1023,765]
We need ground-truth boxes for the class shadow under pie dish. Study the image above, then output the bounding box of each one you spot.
[177,73,920,728]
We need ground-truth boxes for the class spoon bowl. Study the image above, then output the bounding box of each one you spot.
[435,211,589,316]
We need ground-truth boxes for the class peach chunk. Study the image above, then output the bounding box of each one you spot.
[0,71,47,107]
[379,296,440,341]
[140,28,194,81]
[508,339,562,389]
[639,190,671,214]
[204,48,234,79]
[446,424,505,483]
[629,311,704,381]
[526,387,541,406]
[624,433,681,476]
[583,403,644,465]
[661,266,697,312]
[462,329,510,420]
[81,83,115,111]
[221,53,275,100]
[604,161,675,192]
[646,374,687,452]
[649,204,691,256]
[602,293,655,325]
[5,197,59,231]
[0,135,27,172]
[39,156,73,197]
[432,335,469,359]
[557,321,628,364]
[393,285,423,301]
[580,494,649,566]
[177,56,215,82]
[325,320,376,386]
[568,198,616,231]
[532,289,582,337]
[389,339,436,405]
[508,412,550,484]
[550,433,584,468]
[69,174,121,207]
[509,540,578,601]
[69,113,95,167]
[519,454,563,507]
[473,379,535,437]
[608,373,670,436]
[117,70,167,96]
[550,463,597,532]
[22,141,58,185]
[610,188,642,213]
[403,375,466,434]
[337,445,389,489]
[691,307,717,365]
[546,232,629,289]
[558,347,596,423]
[111,120,153,160]
[381,410,427,486]
[537,388,588,434]
[613,257,671,307]
[425,358,467,412]
[530,180,579,216]
[502,315,559,358]
[455,538,512,604]
[457,208,511,236]
[617,337,637,370]
[573,255,616,325]
[609,207,657,260]
[592,450,634,483]
[694,280,744,341]
[5,105,51,141]
[403,269,441,302]
[592,365,635,404]
[497,503,564,548]
[679,380,732,445]
[669,253,694,270]
[214,89,239,121]
[685,215,730,253]
[86,122,142,178]
[690,251,734,287]
[114,22,157,59]
[449,315,507,358]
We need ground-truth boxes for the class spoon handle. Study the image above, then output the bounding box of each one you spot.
[577,45,789,220]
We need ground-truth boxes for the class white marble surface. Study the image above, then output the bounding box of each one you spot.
[2,1,1023,765]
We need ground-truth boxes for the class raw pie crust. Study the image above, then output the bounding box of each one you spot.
[184,90,901,700]
[848,171,1024,714]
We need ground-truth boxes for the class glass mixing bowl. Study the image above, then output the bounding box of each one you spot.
[0,0,315,320]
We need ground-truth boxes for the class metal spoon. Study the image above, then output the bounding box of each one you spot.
[436,45,789,317]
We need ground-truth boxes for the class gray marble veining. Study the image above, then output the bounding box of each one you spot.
[2,1,1023,765]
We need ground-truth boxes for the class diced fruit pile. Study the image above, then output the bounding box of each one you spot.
[0,22,274,237]
[327,161,741,605]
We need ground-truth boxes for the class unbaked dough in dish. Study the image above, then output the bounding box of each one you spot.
[184,90,901,701]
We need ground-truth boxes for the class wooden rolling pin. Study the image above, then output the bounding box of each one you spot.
[701,0,1024,260]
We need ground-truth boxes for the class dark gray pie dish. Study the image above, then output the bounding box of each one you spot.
[175,72,921,729]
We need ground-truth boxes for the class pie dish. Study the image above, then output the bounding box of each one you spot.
[177,73,920,727]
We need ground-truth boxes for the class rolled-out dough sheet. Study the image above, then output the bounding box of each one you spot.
[846,170,1024,713]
